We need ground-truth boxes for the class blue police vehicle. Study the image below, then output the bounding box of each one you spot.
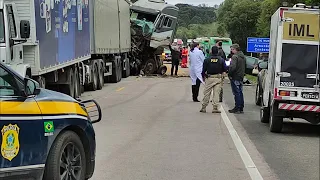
[0,62,101,180]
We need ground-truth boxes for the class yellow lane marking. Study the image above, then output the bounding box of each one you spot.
[116,87,125,92]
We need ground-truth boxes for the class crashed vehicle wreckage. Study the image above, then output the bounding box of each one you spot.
[129,0,179,75]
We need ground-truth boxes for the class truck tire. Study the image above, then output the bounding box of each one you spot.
[97,62,104,90]
[255,83,262,105]
[158,65,167,75]
[62,68,75,98]
[74,67,81,98]
[123,59,130,78]
[269,103,283,133]
[144,59,156,75]
[43,131,86,180]
[88,63,98,91]
[110,58,122,83]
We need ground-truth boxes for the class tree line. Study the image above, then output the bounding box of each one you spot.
[217,0,319,54]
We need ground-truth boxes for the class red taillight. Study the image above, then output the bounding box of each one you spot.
[279,8,288,19]
[279,90,297,97]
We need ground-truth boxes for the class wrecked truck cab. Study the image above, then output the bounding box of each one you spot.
[130,0,179,49]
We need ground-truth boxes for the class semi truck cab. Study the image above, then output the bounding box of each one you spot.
[0,1,31,77]
[130,0,179,49]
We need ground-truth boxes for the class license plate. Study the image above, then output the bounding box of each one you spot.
[301,92,319,99]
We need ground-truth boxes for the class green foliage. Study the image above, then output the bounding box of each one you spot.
[175,23,219,41]
[216,0,319,53]
[256,0,280,37]
[224,0,262,51]
[175,4,217,27]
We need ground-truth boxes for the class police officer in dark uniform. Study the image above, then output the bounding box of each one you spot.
[200,46,227,113]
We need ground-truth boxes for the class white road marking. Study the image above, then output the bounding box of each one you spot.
[220,106,264,180]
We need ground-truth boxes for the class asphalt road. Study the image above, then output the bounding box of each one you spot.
[223,83,320,180]
[81,76,319,180]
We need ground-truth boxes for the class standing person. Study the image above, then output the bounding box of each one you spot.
[216,41,227,60]
[200,46,227,113]
[189,43,205,102]
[169,44,181,76]
[181,47,189,68]
[228,44,246,114]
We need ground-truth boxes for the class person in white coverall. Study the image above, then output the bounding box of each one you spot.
[189,42,205,102]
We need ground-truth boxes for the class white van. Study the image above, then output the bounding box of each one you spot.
[257,4,320,133]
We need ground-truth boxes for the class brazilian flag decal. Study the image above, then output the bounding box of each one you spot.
[44,121,54,133]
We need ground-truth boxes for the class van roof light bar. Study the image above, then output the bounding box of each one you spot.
[293,3,319,9]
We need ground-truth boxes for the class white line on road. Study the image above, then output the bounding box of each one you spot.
[220,106,264,180]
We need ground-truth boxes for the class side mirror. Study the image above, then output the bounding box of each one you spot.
[258,61,268,70]
[20,20,30,39]
[80,99,102,124]
[24,77,40,96]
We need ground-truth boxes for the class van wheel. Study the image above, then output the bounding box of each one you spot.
[219,88,223,102]
[43,131,86,180]
[260,103,270,123]
[255,84,261,105]
[269,103,283,133]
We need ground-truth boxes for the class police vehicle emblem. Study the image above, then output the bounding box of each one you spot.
[1,124,20,161]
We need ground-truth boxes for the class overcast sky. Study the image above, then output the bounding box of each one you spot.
[165,0,224,6]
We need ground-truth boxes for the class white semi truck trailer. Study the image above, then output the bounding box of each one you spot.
[0,0,178,98]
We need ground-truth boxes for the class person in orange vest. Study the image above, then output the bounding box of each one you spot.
[181,47,189,68]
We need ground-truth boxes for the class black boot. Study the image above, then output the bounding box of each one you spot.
[228,107,244,114]
[192,85,200,102]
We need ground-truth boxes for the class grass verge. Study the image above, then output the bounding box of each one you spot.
[245,74,257,84]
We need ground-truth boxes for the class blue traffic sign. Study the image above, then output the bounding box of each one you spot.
[247,37,270,53]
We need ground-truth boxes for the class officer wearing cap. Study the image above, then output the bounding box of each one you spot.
[200,46,227,113]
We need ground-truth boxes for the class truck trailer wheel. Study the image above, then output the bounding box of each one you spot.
[269,103,283,133]
[123,59,130,78]
[62,68,75,98]
[74,67,81,98]
[97,62,104,90]
[43,131,86,180]
[88,63,98,91]
[110,58,122,83]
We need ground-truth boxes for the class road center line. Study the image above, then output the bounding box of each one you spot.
[116,87,125,92]
[220,106,264,180]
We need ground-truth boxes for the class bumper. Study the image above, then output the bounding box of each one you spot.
[279,103,320,112]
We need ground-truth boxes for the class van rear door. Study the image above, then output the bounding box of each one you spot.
[279,9,320,101]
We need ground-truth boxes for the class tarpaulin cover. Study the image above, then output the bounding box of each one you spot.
[131,18,155,37]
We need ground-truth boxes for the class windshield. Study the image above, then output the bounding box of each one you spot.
[0,10,4,43]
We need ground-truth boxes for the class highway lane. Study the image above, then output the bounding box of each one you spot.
[223,82,320,180]
[81,76,277,180]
